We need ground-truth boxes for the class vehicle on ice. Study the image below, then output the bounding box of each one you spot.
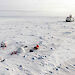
[66,15,74,22]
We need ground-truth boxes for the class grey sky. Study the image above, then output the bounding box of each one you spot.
[0,0,75,16]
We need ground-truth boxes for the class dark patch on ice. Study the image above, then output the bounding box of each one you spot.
[49,71,53,74]
[57,66,61,68]
[56,68,58,71]
[48,33,50,34]
[32,55,46,60]
[24,46,28,48]
[23,56,25,58]
[1,59,5,62]
[66,67,69,69]
[63,32,71,35]
[42,56,47,58]
[38,56,44,59]
[67,49,70,50]
[23,55,28,58]
[30,35,34,36]
[19,65,22,67]
[39,36,43,39]
[29,49,34,52]
[73,65,75,66]
[20,33,23,35]
[32,57,35,60]
[25,27,28,28]
[27,74,32,75]
[24,69,32,75]
[50,48,53,50]
[16,42,18,44]
[5,68,9,70]
[18,65,23,70]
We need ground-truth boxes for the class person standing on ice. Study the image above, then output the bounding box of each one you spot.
[1,41,7,48]
[34,45,39,50]
[29,45,39,52]
[70,14,72,18]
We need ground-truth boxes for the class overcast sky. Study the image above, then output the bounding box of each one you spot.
[0,0,75,16]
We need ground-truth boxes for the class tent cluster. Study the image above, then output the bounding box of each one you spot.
[66,15,74,22]
[0,41,40,55]
[11,45,39,55]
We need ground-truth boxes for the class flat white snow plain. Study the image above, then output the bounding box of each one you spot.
[0,16,75,75]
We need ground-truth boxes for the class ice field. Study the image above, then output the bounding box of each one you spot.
[0,16,75,75]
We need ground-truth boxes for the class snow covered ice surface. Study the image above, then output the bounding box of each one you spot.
[0,16,75,75]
